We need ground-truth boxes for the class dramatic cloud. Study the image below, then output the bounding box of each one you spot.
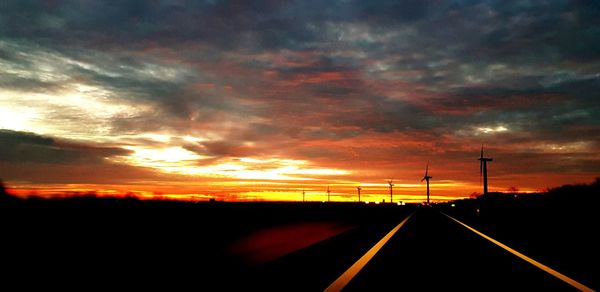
[1,0,599,200]
[0,129,128,163]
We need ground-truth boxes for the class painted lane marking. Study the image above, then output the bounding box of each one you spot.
[324,212,414,292]
[442,212,594,292]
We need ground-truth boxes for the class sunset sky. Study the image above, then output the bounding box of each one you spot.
[1,0,599,202]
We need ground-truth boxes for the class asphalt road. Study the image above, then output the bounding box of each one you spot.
[1,201,593,291]
[240,208,413,291]
[344,208,582,291]
[245,208,590,291]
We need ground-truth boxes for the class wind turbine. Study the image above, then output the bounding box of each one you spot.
[302,188,306,202]
[387,179,394,203]
[356,186,362,203]
[478,145,493,195]
[421,163,432,204]
[327,185,331,202]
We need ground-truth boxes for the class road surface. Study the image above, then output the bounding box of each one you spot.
[245,208,593,291]
[2,201,593,291]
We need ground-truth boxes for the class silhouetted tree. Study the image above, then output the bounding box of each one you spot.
[545,178,600,206]
[0,179,5,196]
[507,186,519,193]
[0,178,15,203]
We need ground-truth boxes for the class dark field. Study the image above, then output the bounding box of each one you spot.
[0,194,411,290]
[1,181,597,291]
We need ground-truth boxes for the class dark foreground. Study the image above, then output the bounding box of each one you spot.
[1,193,597,291]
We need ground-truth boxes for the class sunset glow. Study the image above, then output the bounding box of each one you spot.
[1,1,598,201]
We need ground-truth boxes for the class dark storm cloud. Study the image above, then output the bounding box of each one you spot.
[472,0,600,62]
[0,129,53,146]
[0,132,170,185]
[3,0,596,125]
[2,0,598,57]
[490,146,600,175]
[0,0,312,51]
[0,130,129,164]
[432,76,600,135]
[354,0,600,90]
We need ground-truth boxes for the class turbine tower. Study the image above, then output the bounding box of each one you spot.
[421,163,432,204]
[387,179,394,203]
[302,188,306,202]
[327,185,331,202]
[478,146,493,195]
[356,186,362,203]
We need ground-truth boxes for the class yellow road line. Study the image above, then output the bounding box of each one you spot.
[442,212,595,292]
[324,212,414,292]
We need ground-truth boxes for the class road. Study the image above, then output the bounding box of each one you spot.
[240,208,413,291]
[244,208,593,291]
[1,201,593,291]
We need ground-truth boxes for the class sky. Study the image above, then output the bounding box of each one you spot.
[1,0,599,202]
